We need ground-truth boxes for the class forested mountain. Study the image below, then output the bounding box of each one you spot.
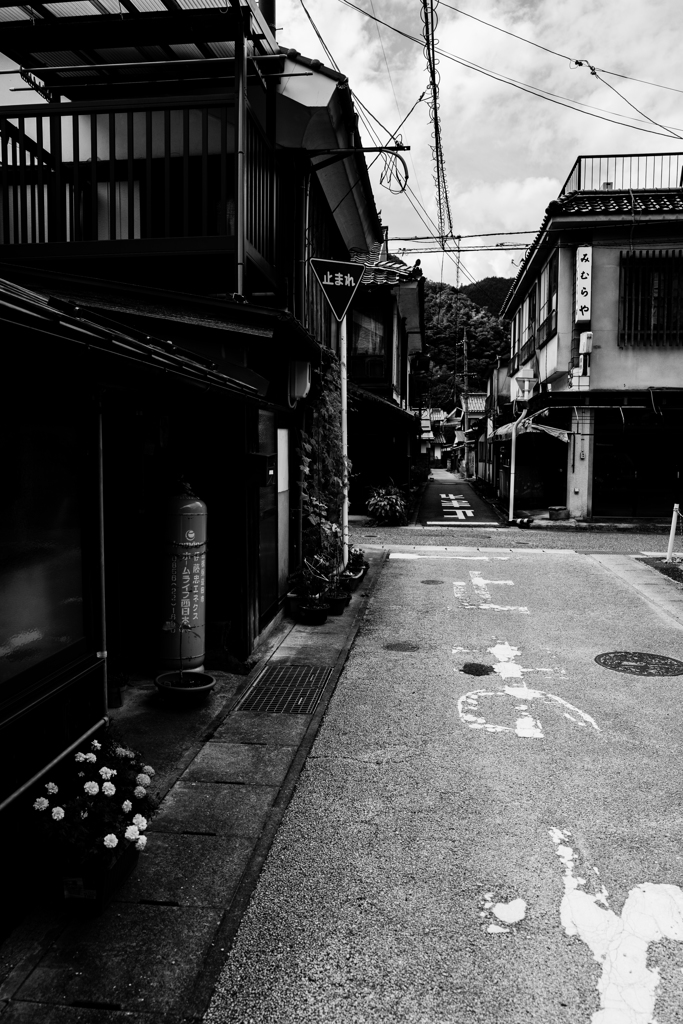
[413,277,513,412]
[460,276,514,317]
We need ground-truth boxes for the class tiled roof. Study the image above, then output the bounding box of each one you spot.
[560,191,683,215]
[350,242,423,286]
[465,394,486,413]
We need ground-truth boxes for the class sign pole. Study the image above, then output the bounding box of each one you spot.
[340,314,349,569]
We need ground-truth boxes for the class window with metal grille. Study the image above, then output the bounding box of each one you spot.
[619,251,683,347]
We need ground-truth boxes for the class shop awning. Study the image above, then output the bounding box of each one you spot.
[493,421,570,443]
[0,277,269,398]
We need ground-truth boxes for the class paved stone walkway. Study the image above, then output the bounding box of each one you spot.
[0,556,384,1024]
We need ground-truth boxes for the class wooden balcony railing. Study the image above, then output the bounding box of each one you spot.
[0,99,275,271]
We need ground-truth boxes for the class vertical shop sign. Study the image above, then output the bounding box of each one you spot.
[575,246,592,323]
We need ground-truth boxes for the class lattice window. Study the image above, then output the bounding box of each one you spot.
[619,250,683,347]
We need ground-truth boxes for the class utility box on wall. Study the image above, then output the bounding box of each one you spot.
[289,361,311,404]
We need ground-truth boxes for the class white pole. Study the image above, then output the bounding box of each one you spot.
[340,314,349,568]
[666,503,679,562]
[508,407,527,522]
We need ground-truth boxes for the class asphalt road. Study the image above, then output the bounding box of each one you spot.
[414,472,503,528]
[205,549,683,1024]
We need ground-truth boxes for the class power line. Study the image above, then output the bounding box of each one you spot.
[438,2,683,99]
[389,230,538,240]
[337,0,683,141]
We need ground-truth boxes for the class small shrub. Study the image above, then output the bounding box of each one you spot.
[367,485,408,525]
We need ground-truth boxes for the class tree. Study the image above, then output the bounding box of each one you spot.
[412,279,511,411]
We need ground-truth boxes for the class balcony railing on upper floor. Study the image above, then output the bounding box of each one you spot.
[560,152,683,196]
[0,98,275,271]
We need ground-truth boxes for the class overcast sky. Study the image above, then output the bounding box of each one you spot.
[277,0,683,285]
[2,0,682,285]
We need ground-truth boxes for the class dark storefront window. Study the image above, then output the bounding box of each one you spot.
[0,408,86,684]
[619,253,683,347]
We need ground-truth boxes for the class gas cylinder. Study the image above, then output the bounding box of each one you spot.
[160,495,207,670]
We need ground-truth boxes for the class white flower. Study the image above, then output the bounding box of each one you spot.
[75,752,86,763]
[99,767,117,780]
[103,834,118,849]
[91,739,101,750]
[136,773,151,787]
[45,782,58,795]
[102,782,116,797]
[115,746,135,759]
[84,753,97,763]
[134,786,146,799]
[122,800,132,813]
[51,806,65,821]
[78,772,85,777]
[80,810,88,819]
[124,825,140,841]
[33,797,49,811]
[84,781,99,796]
[135,835,147,851]
[142,766,156,777]
[132,814,147,831]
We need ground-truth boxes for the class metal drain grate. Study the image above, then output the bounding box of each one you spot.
[384,642,420,652]
[594,651,683,676]
[232,665,332,714]
[421,579,445,585]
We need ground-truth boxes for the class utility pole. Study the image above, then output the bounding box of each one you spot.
[462,328,470,478]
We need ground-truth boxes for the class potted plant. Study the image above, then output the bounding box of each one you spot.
[347,546,369,578]
[155,621,216,699]
[366,482,408,525]
[324,580,351,615]
[288,561,331,623]
[31,733,158,914]
[296,593,330,625]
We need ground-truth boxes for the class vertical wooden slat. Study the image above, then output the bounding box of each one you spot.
[182,106,189,236]
[127,110,134,240]
[72,114,81,241]
[51,115,63,241]
[164,109,170,236]
[30,150,36,243]
[18,118,28,243]
[11,139,20,243]
[109,112,116,241]
[219,105,227,236]
[36,117,45,242]
[0,120,9,244]
[145,109,152,238]
[90,114,98,240]
[201,106,208,235]
[235,23,247,294]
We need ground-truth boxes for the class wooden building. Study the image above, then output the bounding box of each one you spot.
[0,0,422,808]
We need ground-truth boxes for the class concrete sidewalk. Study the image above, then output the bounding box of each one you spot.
[0,552,385,1024]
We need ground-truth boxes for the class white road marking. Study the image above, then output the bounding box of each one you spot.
[456,643,600,737]
[426,521,501,526]
[492,898,527,924]
[549,828,683,1024]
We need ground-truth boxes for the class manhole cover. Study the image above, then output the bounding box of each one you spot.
[232,665,332,714]
[594,651,683,676]
[421,579,445,585]
[461,662,495,676]
[384,642,420,652]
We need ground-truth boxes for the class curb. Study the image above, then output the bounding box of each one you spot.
[185,551,389,1020]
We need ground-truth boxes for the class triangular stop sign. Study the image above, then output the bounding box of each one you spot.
[309,258,364,322]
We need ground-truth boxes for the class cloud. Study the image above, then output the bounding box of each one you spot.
[2,0,682,286]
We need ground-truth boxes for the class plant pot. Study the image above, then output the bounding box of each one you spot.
[325,592,349,615]
[339,568,364,592]
[296,603,329,625]
[548,506,570,521]
[61,841,139,915]
[154,670,216,699]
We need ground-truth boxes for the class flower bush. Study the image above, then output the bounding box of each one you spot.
[32,733,157,863]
